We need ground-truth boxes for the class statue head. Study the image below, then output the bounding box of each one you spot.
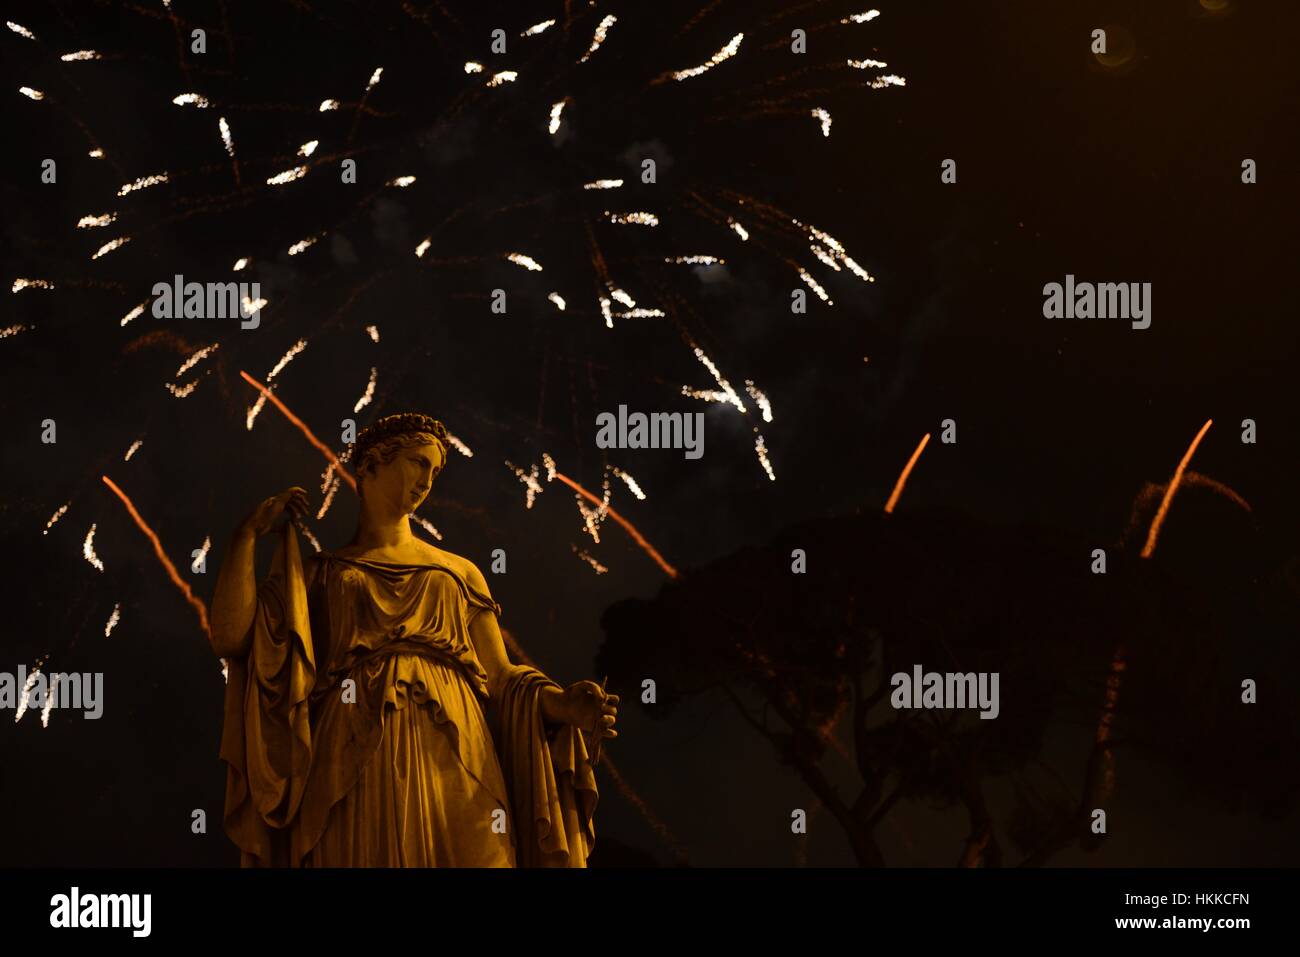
[351,413,449,514]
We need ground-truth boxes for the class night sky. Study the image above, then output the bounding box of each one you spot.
[3,0,1298,867]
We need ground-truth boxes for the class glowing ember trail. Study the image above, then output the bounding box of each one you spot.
[1141,419,1214,558]
[1094,418,1215,802]
[101,475,211,637]
[883,433,930,514]
[551,471,678,579]
[239,371,356,492]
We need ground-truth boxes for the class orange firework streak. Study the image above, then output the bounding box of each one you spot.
[1094,419,1214,798]
[239,370,357,492]
[551,471,680,579]
[238,379,685,859]
[883,433,931,514]
[101,475,212,637]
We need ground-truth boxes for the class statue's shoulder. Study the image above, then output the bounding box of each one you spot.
[421,543,486,589]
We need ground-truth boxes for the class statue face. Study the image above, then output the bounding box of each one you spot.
[364,439,446,514]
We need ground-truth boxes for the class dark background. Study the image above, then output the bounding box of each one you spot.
[2,0,1297,866]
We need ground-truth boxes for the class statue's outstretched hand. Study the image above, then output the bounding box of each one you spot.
[242,486,310,537]
[558,680,619,739]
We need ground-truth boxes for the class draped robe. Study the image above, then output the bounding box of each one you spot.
[218,521,598,866]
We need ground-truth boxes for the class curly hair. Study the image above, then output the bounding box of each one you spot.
[352,413,449,486]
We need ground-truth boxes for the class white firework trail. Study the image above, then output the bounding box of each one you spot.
[583,179,622,190]
[414,237,432,258]
[681,387,730,403]
[241,295,267,315]
[572,544,609,575]
[353,367,377,412]
[870,75,906,89]
[548,292,566,311]
[810,244,841,271]
[165,379,201,398]
[41,674,61,726]
[19,87,44,100]
[44,503,69,535]
[797,267,832,304]
[605,211,658,226]
[14,667,41,723]
[83,524,104,571]
[729,219,749,241]
[505,461,544,509]
[91,236,131,260]
[61,49,101,61]
[444,432,473,457]
[266,165,308,186]
[88,149,103,158]
[542,453,557,482]
[464,62,484,74]
[105,603,122,638]
[754,433,776,481]
[410,514,443,541]
[365,324,379,342]
[507,253,543,271]
[812,107,832,137]
[124,438,143,461]
[848,58,888,69]
[120,300,148,326]
[293,519,322,552]
[580,14,617,63]
[76,212,116,228]
[486,71,517,87]
[549,100,566,135]
[576,477,612,543]
[598,295,613,328]
[666,32,743,82]
[172,93,209,108]
[298,139,318,157]
[7,21,36,40]
[219,116,234,156]
[317,471,341,519]
[288,234,321,255]
[667,255,724,264]
[745,381,773,422]
[366,67,384,91]
[611,466,646,500]
[841,9,882,24]
[522,19,555,36]
[193,536,211,573]
[246,339,306,429]
[232,257,249,270]
[176,343,219,377]
[117,172,168,196]
[12,278,54,293]
[1,323,32,338]
[319,98,340,111]
[690,343,747,412]
[387,175,416,187]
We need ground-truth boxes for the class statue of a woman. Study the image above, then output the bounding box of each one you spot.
[208,412,618,866]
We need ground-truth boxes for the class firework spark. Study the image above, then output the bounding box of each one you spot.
[83,524,104,572]
[883,433,931,514]
[105,604,122,637]
[1141,419,1214,558]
